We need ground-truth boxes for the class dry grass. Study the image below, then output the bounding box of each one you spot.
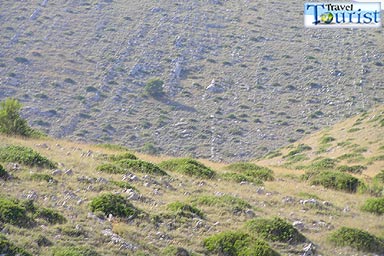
[0,106,383,255]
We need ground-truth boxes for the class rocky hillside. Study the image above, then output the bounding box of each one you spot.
[0,0,383,161]
[0,107,383,255]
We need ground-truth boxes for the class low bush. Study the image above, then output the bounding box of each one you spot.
[30,173,57,183]
[192,194,251,213]
[110,180,136,190]
[118,159,167,176]
[306,158,337,171]
[374,170,384,183]
[329,227,384,253]
[0,145,57,169]
[337,165,367,174]
[34,208,67,224]
[167,201,204,219]
[159,158,215,178]
[109,152,137,162]
[90,193,138,218]
[246,217,306,244]
[161,246,191,256]
[284,144,312,158]
[0,234,32,256]
[0,164,10,180]
[320,136,336,144]
[222,162,274,183]
[96,163,124,174]
[0,197,30,226]
[361,197,384,215]
[203,231,279,256]
[52,247,99,256]
[307,171,360,193]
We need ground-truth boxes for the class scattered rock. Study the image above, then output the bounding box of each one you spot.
[26,191,38,200]
[245,209,256,218]
[64,169,73,176]
[282,196,295,204]
[293,221,305,231]
[302,243,316,256]
[206,79,224,93]
[52,169,63,176]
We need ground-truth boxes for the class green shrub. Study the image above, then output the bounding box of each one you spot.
[30,173,57,183]
[159,158,215,178]
[222,162,274,183]
[246,217,306,244]
[109,152,137,161]
[337,165,367,174]
[90,193,138,218]
[167,201,204,219]
[306,158,338,171]
[329,227,384,253]
[0,197,29,226]
[0,145,57,169]
[96,163,124,174]
[361,197,384,215]
[110,180,136,190]
[192,194,251,212]
[118,159,167,176]
[52,247,99,256]
[161,246,191,256]
[284,144,312,158]
[0,98,42,137]
[374,170,384,183]
[144,78,165,98]
[0,234,32,256]
[203,231,279,256]
[308,171,360,193]
[34,208,66,224]
[320,136,336,144]
[0,164,10,180]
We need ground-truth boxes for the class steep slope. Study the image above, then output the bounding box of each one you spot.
[258,104,384,178]
[0,0,384,161]
[0,107,383,255]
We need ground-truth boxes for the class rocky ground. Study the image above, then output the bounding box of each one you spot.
[0,0,383,161]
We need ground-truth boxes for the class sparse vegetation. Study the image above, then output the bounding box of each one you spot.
[304,170,360,193]
[34,208,67,224]
[0,98,43,137]
[0,145,57,169]
[329,227,384,253]
[0,234,32,256]
[203,231,279,256]
[118,159,167,176]
[159,158,215,178]
[0,164,10,180]
[0,197,30,226]
[30,173,57,183]
[90,193,138,218]
[52,247,100,256]
[192,194,251,213]
[361,197,384,215]
[167,201,204,219]
[246,217,306,244]
[144,78,165,98]
[221,162,274,183]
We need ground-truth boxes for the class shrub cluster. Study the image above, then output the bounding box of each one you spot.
[192,194,251,213]
[203,231,279,256]
[0,197,30,226]
[329,227,384,253]
[109,152,137,161]
[361,197,384,215]
[0,145,57,169]
[159,158,215,178]
[0,235,32,256]
[0,164,10,180]
[245,217,306,244]
[167,201,204,219]
[34,208,67,224]
[302,170,360,193]
[222,162,274,184]
[336,165,367,174]
[90,193,138,218]
[118,159,167,176]
[52,246,99,256]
